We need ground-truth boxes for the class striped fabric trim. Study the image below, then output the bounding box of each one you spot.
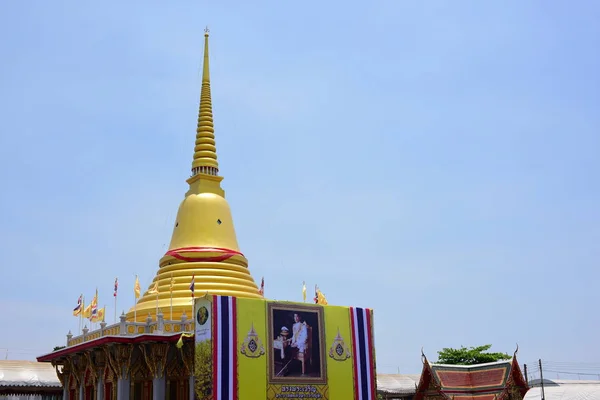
[212,295,238,400]
[350,307,376,400]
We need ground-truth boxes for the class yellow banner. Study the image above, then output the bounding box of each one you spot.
[194,296,372,399]
[267,383,328,399]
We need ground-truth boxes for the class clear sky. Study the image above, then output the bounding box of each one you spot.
[0,0,599,377]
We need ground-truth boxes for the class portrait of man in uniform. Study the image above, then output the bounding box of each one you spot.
[268,303,327,384]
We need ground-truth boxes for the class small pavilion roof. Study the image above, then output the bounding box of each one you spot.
[415,354,529,400]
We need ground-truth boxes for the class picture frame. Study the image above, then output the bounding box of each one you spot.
[267,302,327,384]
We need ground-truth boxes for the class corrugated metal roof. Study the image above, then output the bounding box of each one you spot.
[525,380,600,400]
[0,361,61,388]
[377,374,421,394]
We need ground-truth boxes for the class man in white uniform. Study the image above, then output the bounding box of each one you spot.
[290,313,308,352]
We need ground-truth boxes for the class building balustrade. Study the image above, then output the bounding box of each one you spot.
[65,310,193,347]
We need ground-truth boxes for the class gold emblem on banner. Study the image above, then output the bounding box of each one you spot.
[240,322,265,358]
[328,328,351,361]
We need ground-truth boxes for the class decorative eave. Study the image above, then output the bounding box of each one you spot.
[415,348,529,400]
[415,352,450,400]
[37,333,194,363]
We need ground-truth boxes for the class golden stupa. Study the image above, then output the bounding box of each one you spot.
[127,30,262,322]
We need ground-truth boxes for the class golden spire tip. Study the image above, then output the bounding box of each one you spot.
[204,26,210,36]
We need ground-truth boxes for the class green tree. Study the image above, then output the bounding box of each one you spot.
[436,344,511,365]
[194,340,212,399]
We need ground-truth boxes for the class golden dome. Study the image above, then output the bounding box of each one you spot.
[126,29,262,322]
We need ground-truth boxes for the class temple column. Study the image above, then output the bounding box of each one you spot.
[96,369,104,400]
[153,375,166,399]
[189,376,194,400]
[114,344,133,400]
[117,365,130,400]
[140,343,169,400]
[62,375,69,400]
[79,383,84,400]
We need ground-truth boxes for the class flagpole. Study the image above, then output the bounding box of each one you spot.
[79,295,84,334]
[190,275,195,326]
[114,278,118,324]
[134,275,137,323]
[170,273,173,321]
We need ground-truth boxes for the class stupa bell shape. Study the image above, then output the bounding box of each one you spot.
[127,31,262,322]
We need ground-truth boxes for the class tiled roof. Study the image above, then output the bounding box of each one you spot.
[430,360,512,392]
[0,360,61,388]
[415,358,529,400]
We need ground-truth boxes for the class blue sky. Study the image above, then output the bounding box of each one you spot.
[0,0,599,377]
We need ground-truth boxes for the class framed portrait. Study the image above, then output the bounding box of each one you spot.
[267,302,327,384]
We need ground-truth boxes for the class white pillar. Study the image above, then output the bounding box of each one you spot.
[153,376,166,400]
[62,375,69,400]
[189,375,195,399]
[117,366,130,400]
[96,371,104,400]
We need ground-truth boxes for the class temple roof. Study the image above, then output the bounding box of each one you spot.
[0,360,61,391]
[377,373,421,395]
[37,332,188,362]
[415,357,529,400]
[525,380,600,400]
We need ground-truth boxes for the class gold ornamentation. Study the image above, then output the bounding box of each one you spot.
[103,347,119,380]
[240,323,265,358]
[139,344,157,378]
[141,343,170,378]
[180,341,194,376]
[65,356,81,388]
[84,351,98,386]
[115,344,134,379]
[51,361,66,386]
[328,328,351,361]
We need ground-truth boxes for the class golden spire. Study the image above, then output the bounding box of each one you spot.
[191,26,219,177]
[126,29,262,322]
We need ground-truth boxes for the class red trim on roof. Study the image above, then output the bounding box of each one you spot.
[414,358,529,400]
[36,334,194,362]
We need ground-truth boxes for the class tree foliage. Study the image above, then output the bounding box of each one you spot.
[194,340,213,399]
[436,344,511,365]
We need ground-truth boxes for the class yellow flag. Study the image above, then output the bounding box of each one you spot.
[134,276,141,299]
[302,281,307,302]
[148,281,159,294]
[317,288,328,305]
[92,307,106,322]
[176,332,194,349]
[83,303,92,318]
[91,288,98,307]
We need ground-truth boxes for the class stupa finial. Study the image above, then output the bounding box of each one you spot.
[191,27,218,177]
[127,30,261,323]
